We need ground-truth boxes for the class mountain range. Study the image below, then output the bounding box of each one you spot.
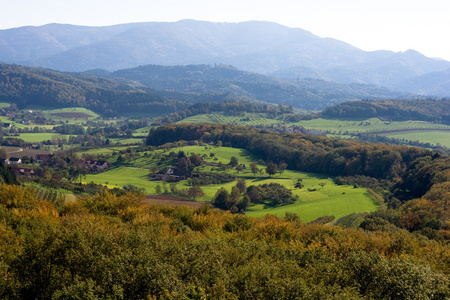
[0,20,449,97]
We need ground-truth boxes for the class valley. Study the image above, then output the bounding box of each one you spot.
[0,19,449,298]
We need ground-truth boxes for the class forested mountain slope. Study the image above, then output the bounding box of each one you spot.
[0,20,449,96]
[0,63,189,116]
[94,64,408,110]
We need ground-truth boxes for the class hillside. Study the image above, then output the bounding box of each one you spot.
[0,63,190,116]
[321,99,450,124]
[94,64,408,111]
[0,20,449,96]
[0,63,411,113]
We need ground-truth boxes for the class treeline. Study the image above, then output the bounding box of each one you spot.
[321,99,450,124]
[154,101,295,124]
[0,184,449,299]
[0,63,189,116]
[146,123,440,188]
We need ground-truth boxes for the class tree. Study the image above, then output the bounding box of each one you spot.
[250,162,259,176]
[266,163,277,177]
[188,186,204,200]
[235,164,243,173]
[278,161,288,174]
[170,182,178,194]
[236,179,246,193]
[230,186,241,204]
[189,153,203,166]
[213,187,229,210]
[178,157,193,171]
[155,185,162,194]
[229,156,239,167]
[318,182,326,190]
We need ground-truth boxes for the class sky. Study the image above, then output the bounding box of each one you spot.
[1,0,449,61]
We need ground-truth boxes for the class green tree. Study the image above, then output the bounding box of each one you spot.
[266,162,277,177]
[213,187,230,210]
[188,186,204,200]
[249,162,259,176]
[229,156,239,167]
[236,179,246,193]
[278,161,288,174]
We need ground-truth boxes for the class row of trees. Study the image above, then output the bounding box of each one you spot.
[146,123,439,186]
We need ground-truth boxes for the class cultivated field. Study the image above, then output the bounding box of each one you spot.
[179,113,281,126]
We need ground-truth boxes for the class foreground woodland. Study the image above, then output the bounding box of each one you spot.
[0,184,450,299]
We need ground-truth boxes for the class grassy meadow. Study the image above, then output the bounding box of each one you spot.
[382,130,450,148]
[83,145,379,222]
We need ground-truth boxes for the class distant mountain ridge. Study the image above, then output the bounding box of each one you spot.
[0,20,449,96]
[90,64,409,110]
[0,63,411,113]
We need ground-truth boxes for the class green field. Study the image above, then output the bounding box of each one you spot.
[382,130,450,148]
[84,145,379,221]
[5,133,71,143]
[246,183,378,222]
[41,107,99,124]
[291,117,450,133]
[179,113,282,126]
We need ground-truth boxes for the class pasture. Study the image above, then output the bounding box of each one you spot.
[381,130,450,148]
[291,118,450,133]
[83,145,379,221]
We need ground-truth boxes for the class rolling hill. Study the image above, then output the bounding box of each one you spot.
[0,63,413,113]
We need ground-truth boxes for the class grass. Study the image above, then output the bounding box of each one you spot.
[84,167,160,194]
[42,107,99,118]
[382,130,450,148]
[5,133,71,143]
[83,145,380,221]
[246,184,379,223]
[290,118,450,133]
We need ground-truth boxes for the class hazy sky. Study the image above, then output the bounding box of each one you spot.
[1,0,449,61]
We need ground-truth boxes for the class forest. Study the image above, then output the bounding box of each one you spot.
[0,63,189,116]
[0,184,449,299]
[321,99,450,124]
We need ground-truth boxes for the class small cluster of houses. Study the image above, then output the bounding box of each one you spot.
[82,159,110,172]
[150,167,195,181]
[5,153,110,178]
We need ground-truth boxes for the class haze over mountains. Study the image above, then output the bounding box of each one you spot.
[0,20,449,96]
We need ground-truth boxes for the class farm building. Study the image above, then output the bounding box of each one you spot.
[12,167,37,177]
